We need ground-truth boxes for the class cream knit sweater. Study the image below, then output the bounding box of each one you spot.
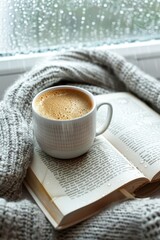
[1,49,160,239]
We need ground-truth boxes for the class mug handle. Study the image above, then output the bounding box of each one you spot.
[96,102,113,136]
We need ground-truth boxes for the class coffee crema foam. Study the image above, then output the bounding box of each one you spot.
[34,88,93,120]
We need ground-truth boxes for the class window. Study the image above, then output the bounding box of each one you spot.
[0,0,160,56]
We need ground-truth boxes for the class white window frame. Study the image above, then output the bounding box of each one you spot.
[0,39,160,98]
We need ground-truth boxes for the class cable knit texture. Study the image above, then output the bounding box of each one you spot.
[1,49,160,239]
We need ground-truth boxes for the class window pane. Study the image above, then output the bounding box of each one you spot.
[0,0,160,56]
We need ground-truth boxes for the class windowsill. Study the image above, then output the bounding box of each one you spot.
[0,39,160,100]
[0,39,160,76]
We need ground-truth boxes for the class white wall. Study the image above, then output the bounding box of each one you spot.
[0,73,21,99]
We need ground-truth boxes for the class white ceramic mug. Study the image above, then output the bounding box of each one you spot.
[32,85,112,159]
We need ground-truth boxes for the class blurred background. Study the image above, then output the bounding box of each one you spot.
[0,0,160,56]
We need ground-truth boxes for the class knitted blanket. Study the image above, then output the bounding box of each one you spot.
[1,49,160,239]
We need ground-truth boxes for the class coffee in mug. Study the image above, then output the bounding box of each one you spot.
[34,88,93,120]
[32,85,112,159]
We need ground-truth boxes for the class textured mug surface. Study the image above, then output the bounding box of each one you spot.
[32,85,112,159]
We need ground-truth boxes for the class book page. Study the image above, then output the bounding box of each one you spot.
[96,92,160,180]
[30,136,146,216]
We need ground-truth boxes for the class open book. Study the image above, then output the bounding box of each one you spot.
[25,92,160,230]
